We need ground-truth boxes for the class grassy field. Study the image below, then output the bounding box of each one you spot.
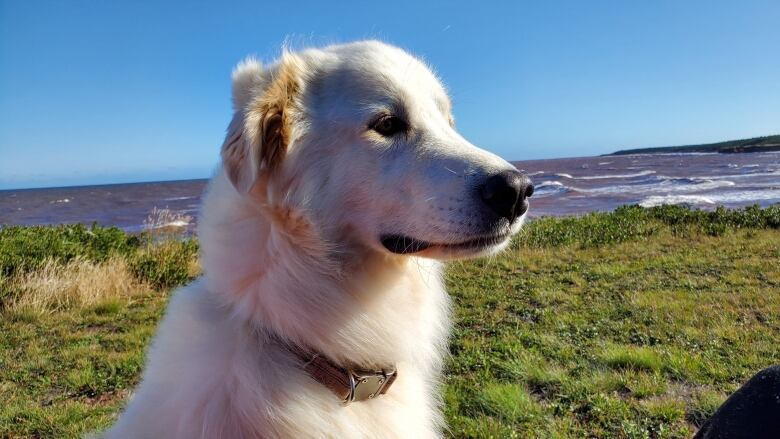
[2,205,779,438]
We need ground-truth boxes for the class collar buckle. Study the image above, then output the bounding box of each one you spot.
[345,368,398,404]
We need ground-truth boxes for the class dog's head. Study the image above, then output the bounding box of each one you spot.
[221,41,533,260]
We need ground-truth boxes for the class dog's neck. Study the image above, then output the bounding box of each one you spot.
[198,172,451,372]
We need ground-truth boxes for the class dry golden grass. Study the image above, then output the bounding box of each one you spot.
[147,207,200,276]
[7,256,149,313]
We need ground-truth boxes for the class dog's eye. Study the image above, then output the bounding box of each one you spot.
[371,115,408,137]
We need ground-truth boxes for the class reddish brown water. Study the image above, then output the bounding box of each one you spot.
[1,152,779,232]
[515,151,780,218]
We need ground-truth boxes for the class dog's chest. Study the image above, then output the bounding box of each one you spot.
[265,364,441,438]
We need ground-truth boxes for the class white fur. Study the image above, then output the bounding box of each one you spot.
[104,41,525,438]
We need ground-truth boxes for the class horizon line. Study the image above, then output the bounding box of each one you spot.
[3,132,778,191]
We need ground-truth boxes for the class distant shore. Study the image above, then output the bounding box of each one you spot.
[609,134,780,155]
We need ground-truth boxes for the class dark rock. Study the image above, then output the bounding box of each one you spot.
[695,365,780,439]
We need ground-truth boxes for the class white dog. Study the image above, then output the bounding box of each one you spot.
[104,40,533,438]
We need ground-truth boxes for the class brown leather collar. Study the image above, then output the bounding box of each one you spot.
[275,338,398,404]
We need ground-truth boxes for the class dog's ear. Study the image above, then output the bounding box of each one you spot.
[221,56,300,193]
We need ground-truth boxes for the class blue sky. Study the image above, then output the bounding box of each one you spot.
[1,1,779,189]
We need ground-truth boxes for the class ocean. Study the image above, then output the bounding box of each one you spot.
[1,152,779,233]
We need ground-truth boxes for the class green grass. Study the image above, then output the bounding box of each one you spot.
[2,204,780,438]
[600,345,663,372]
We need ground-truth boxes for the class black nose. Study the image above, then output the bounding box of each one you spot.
[479,170,534,221]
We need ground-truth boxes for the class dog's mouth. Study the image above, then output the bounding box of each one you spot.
[380,233,510,255]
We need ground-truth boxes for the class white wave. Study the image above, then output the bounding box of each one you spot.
[148,220,190,229]
[666,179,737,192]
[572,178,735,195]
[598,161,613,165]
[640,195,715,207]
[707,189,780,204]
[534,181,568,197]
[526,171,545,176]
[623,152,719,157]
[555,173,573,179]
[574,170,656,180]
[164,196,197,201]
[50,198,70,204]
[640,189,780,207]
[687,170,780,180]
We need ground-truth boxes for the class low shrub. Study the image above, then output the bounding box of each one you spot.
[0,224,139,277]
[516,204,780,249]
[129,239,199,290]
